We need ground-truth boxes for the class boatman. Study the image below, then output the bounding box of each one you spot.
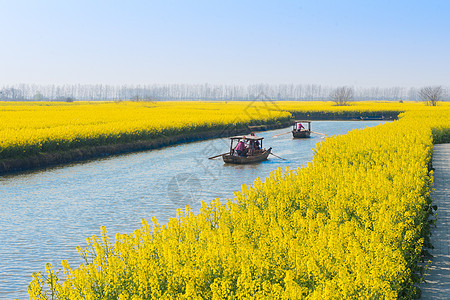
[235,140,245,156]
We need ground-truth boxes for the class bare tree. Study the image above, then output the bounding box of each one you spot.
[330,86,353,106]
[1,83,448,101]
[419,86,443,106]
[0,88,23,100]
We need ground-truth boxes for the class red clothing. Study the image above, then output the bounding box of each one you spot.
[235,141,245,151]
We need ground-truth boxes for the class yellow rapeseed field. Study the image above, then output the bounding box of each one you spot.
[0,101,290,160]
[26,101,449,299]
[1,100,448,160]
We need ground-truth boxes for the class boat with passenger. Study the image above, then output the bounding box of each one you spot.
[222,134,271,164]
[292,120,311,138]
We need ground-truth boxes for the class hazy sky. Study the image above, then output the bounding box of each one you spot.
[1,0,449,87]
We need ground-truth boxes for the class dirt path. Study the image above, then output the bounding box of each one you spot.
[421,143,450,299]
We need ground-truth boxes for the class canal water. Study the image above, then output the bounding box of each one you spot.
[0,121,385,299]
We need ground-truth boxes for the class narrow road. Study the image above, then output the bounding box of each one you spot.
[421,143,450,299]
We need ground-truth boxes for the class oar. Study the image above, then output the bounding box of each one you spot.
[270,153,286,160]
[272,131,291,138]
[208,152,229,159]
[310,131,327,136]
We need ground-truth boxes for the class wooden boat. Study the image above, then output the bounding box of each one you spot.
[222,135,272,164]
[292,120,311,138]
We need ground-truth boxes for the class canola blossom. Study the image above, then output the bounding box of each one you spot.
[0,101,291,160]
[27,104,449,299]
[0,100,448,161]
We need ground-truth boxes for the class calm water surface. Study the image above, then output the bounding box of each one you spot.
[0,121,385,299]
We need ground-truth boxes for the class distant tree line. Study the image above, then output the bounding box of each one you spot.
[0,83,448,102]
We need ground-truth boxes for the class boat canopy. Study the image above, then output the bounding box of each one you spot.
[228,135,264,141]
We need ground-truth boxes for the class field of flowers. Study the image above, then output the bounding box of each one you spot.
[276,101,448,120]
[1,100,448,161]
[0,101,290,160]
[27,104,449,299]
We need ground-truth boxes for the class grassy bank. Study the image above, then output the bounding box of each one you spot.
[28,107,449,299]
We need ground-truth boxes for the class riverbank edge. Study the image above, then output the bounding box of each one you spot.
[0,121,291,175]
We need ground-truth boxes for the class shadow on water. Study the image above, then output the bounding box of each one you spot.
[0,120,386,299]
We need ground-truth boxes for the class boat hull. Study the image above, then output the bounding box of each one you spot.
[223,148,271,164]
[292,130,311,138]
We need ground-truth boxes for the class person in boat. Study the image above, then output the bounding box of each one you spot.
[252,139,260,150]
[248,133,256,154]
[297,123,305,130]
[234,140,246,156]
[248,139,260,156]
[246,135,261,156]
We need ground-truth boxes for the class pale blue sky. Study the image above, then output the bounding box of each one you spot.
[0,0,449,87]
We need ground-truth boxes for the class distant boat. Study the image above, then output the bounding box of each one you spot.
[292,120,311,138]
[222,135,271,164]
